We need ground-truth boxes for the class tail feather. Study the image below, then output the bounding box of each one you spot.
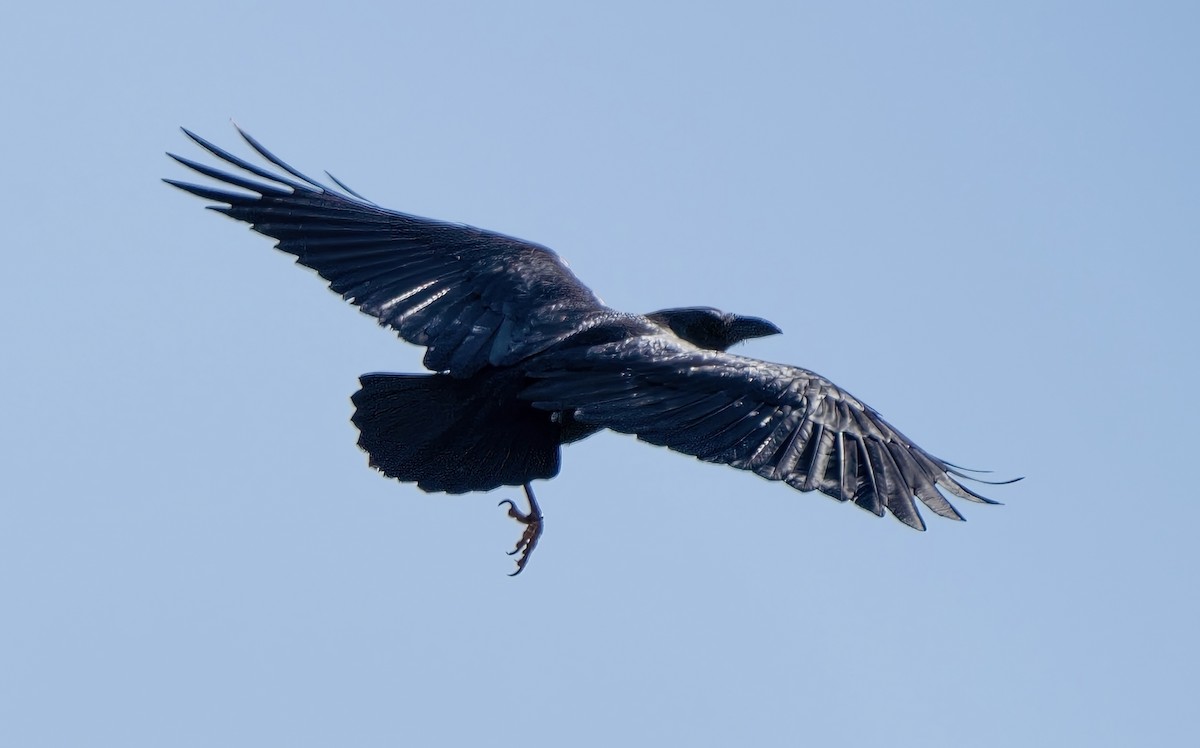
[351,370,562,494]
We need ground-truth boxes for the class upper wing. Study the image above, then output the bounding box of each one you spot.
[522,335,1009,530]
[165,127,608,377]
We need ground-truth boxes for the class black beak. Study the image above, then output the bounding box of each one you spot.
[729,315,782,342]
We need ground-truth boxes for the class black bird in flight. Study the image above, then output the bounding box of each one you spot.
[166,126,1014,574]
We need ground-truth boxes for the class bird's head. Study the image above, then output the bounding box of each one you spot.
[645,306,782,351]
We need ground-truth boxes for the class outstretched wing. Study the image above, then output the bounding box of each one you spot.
[522,335,1008,530]
[165,126,608,377]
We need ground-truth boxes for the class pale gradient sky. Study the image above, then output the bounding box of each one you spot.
[2,2,1197,746]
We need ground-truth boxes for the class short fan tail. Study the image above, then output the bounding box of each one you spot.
[351,370,562,494]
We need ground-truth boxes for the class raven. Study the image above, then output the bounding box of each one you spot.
[166,127,1014,574]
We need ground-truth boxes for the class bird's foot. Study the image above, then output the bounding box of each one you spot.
[498,483,543,576]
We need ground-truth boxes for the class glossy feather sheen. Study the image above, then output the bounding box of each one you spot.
[167,127,1009,532]
[168,128,607,379]
[522,336,1000,530]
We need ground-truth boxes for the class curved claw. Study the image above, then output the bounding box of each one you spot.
[500,483,544,576]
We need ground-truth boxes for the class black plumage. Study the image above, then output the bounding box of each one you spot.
[166,126,1015,573]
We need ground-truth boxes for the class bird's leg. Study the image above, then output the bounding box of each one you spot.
[497,483,543,576]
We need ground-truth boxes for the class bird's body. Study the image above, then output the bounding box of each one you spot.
[167,127,1012,573]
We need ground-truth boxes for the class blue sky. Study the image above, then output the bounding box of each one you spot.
[2,2,1197,746]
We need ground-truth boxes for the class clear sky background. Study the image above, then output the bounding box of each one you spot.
[2,2,1196,746]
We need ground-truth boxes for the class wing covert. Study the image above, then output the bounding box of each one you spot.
[165,127,608,377]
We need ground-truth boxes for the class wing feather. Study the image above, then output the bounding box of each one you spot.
[523,334,1000,529]
[166,127,608,376]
